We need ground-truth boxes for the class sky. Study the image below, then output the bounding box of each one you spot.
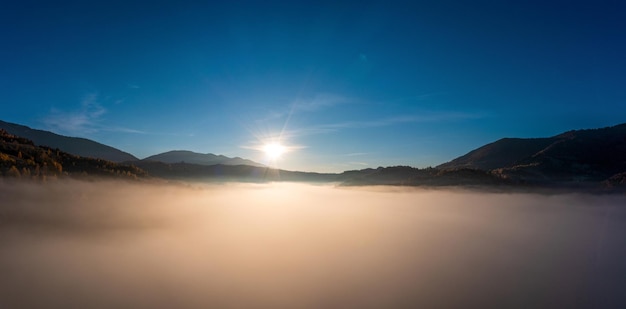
[1,1,625,172]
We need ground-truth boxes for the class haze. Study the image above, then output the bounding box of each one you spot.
[1,180,625,308]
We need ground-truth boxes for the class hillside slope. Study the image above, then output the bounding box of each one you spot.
[438,137,558,170]
[143,150,264,167]
[0,129,146,180]
[0,120,138,162]
[439,123,626,185]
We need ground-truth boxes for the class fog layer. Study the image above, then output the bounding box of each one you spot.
[1,181,625,308]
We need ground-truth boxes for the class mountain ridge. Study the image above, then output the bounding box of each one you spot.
[0,120,264,167]
[142,150,264,167]
[438,122,626,186]
[0,129,146,180]
[3,119,626,191]
[0,120,138,162]
[437,137,557,171]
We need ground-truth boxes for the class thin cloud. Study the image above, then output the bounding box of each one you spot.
[253,93,352,125]
[103,126,147,134]
[43,93,145,136]
[253,111,286,124]
[246,93,354,146]
[44,93,105,134]
[283,111,486,138]
[349,161,369,166]
[292,93,351,112]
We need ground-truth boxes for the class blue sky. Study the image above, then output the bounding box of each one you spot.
[2,1,625,172]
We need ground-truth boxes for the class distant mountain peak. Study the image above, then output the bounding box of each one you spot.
[0,120,138,162]
[143,150,264,167]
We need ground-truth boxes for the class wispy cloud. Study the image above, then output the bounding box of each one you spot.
[343,152,369,157]
[291,93,351,112]
[104,126,147,134]
[349,161,369,166]
[253,93,352,125]
[253,111,286,124]
[43,93,145,136]
[282,111,485,138]
[44,93,105,134]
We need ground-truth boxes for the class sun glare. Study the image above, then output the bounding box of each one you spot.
[263,143,286,160]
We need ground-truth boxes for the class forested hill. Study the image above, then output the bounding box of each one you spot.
[0,129,146,180]
[0,120,138,162]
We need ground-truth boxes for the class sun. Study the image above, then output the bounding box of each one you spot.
[263,143,286,160]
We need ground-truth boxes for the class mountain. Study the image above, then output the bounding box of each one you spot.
[131,160,509,188]
[437,137,558,171]
[0,129,146,180]
[438,123,626,186]
[3,118,625,191]
[142,150,264,167]
[132,160,336,183]
[0,120,138,162]
[337,166,507,187]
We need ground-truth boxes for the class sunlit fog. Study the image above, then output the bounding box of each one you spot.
[1,180,625,308]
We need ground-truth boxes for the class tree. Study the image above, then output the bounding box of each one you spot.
[7,165,21,178]
[52,161,62,174]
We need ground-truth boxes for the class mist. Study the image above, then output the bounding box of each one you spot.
[1,180,625,308]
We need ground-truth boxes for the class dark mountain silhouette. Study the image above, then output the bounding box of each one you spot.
[143,150,264,167]
[438,137,558,171]
[337,166,507,187]
[0,129,146,180]
[438,123,626,187]
[0,120,137,162]
[132,160,335,183]
[132,160,508,188]
[3,118,626,191]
